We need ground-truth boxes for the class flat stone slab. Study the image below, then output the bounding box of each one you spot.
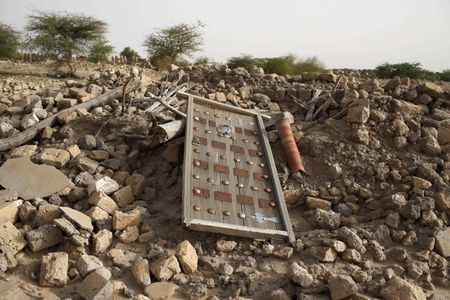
[0,157,70,200]
[60,206,94,232]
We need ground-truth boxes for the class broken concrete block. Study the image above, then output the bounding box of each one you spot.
[38,148,71,168]
[76,156,99,174]
[151,255,181,281]
[0,199,20,224]
[112,208,141,230]
[66,144,81,158]
[9,145,37,158]
[0,157,70,200]
[176,240,198,274]
[60,206,93,232]
[26,224,64,252]
[87,176,120,195]
[144,282,181,300]
[93,229,113,254]
[77,267,113,300]
[77,255,103,277]
[39,252,68,287]
[132,257,151,286]
[88,192,118,214]
[435,227,450,257]
[0,222,27,254]
[112,185,134,207]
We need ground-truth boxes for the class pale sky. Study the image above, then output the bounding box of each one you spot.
[1,0,449,71]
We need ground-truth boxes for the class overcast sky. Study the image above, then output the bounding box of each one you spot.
[1,0,449,71]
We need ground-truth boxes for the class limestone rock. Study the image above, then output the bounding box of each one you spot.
[0,157,70,200]
[151,255,181,281]
[289,262,314,287]
[113,208,141,230]
[39,252,68,287]
[0,222,27,254]
[88,192,118,214]
[38,148,71,168]
[216,240,237,252]
[93,229,113,254]
[328,275,357,300]
[77,255,103,277]
[418,82,443,99]
[435,227,450,257]
[380,276,426,300]
[26,225,64,252]
[87,176,120,195]
[346,106,370,124]
[144,282,181,300]
[60,206,93,232]
[77,267,113,300]
[112,185,134,207]
[176,240,198,274]
[132,257,151,286]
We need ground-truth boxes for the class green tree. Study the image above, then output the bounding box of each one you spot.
[24,11,108,76]
[88,39,113,63]
[0,23,20,60]
[120,47,140,63]
[143,21,204,64]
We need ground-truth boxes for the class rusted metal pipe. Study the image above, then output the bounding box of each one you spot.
[277,114,306,175]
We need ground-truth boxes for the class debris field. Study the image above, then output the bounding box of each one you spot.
[0,61,449,299]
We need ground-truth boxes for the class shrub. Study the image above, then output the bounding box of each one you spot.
[194,56,210,65]
[440,69,450,82]
[227,54,255,70]
[88,39,113,63]
[374,62,436,80]
[0,23,21,60]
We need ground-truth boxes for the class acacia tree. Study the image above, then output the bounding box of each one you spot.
[88,39,113,63]
[0,23,20,60]
[24,11,108,76]
[143,21,204,65]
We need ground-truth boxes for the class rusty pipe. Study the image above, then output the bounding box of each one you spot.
[277,116,306,175]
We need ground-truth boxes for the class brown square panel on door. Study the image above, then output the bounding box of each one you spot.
[181,92,295,243]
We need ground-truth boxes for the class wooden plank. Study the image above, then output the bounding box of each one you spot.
[182,96,194,225]
[189,219,289,240]
[256,114,296,243]
[177,92,271,120]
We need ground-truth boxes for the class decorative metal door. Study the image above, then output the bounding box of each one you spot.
[181,92,295,243]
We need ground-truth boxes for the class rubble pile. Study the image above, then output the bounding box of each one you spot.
[0,62,449,299]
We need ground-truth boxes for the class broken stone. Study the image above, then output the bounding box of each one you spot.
[328,275,357,300]
[132,257,151,286]
[77,254,103,277]
[78,134,97,150]
[0,221,27,254]
[76,156,99,174]
[54,217,79,236]
[289,262,314,287]
[151,255,181,281]
[308,246,337,262]
[88,192,118,214]
[144,282,181,300]
[216,240,237,252]
[60,206,94,232]
[35,203,61,226]
[0,199,20,224]
[379,276,426,300]
[176,240,198,274]
[87,176,120,195]
[66,144,81,158]
[77,267,113,300]
[418,82,443,99]
[346,106,370,124]
[337,226,365,252]
[118,225,139,243]
[112,185,134,207]
[39,252,68,287]
[0,157,70,200]
[38,148,71,168]
[306,196,332,210]
[435,227,450,257]
[9,145,37,158]
[25,224,64,252]
[21,113,39,129]
[93,229,113,254]
[305,208,341,230]
[112,208,141,230]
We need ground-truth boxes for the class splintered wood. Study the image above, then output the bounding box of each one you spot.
[181,93,295,243]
